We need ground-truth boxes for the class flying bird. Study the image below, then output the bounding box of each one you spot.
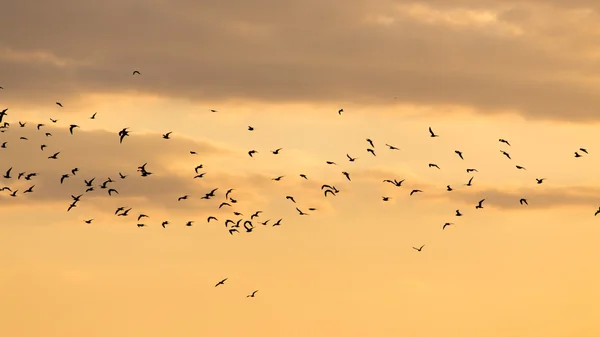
[413,245,425,252]
[428,127,438,137]
[215,278,227,287]
[133,70,141,75]
[455,150,464,160]
[476,199,485,209]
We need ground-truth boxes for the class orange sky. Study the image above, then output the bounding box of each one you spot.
[2,1,600,337]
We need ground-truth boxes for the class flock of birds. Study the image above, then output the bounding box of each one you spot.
[0,70,596,297]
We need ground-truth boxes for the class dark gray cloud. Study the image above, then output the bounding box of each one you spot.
[1,0,600,120]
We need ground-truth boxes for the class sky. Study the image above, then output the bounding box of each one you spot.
[1,0,600,336]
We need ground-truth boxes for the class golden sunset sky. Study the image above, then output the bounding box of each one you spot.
[2,1,600,336]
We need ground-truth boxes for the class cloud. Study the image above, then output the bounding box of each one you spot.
[0,123,339,224]
[428,185,600,210]
[2,1,600,120]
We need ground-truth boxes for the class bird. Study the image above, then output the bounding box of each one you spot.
[342,171,351,181]
[56,102,63,107]
[575,152,582,158]
[580,148,588,154]
[207,216,218,223]
[178,195,189,201]
[271,148,283,154]
[366,139,374,148]
[413,245,425,252]
[410,189,422,196]
[133,70,141,75]
[367,148,376,156]
[286,196,296,203]
[247,290,258,298]
[516,165,526,170]
[595,207,600,216]
[476,199,485,209]
[520,198,528,205]
[382,197,390,201]
[3,167,12,179]
[428,163,440,169]
[338,109,343,115]
[385,144,399,150]
[455,150,464,160]
[108,188,118,196]
[347,154,357,162]
[90,112,97,119]
[499,139,511,146]
[48,152,60,159]
[162,132,172,139]
[69,124,79,135]
[118,128,130,143]
[248,126,254,131]
[466,168,478,173]
[248,150,258,157]
[215,278,227,287]
[428,127,438,137]
[442,223,453,230]
[536,178,546,184]
[272,176,284,181]
[296,207,308,215]
[455,210,462,216]
[446,185,453,191]
[465,177,474,186]
[500,150,511,159]
[84,219,94,224]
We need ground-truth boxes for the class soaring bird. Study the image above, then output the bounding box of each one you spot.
[442,223,453,230]
[56,102,63,107]
[386,144,400,150]
[118,128,130,143]
[410,189,422,196]
[133,70,141,75]
[413,245,425,252]
[428,127,438,137]
[215,278,227,287]
[455,150,464,160]
[247,290,258,298]
[69,124,79,134]
[499,139,511,146]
